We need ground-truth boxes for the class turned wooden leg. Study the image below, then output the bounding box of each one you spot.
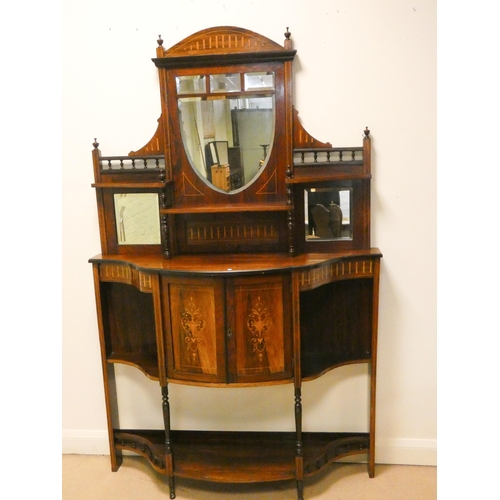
[162,385,176,498]
[296,478,304,500]
[295,387,304,500]
[167,473,176,499]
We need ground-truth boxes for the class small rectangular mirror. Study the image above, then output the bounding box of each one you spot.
[209,73,241,93]
[176,75,206,94]
[114,193,161,245]
[304,186,353,241]
[244,72,275,90]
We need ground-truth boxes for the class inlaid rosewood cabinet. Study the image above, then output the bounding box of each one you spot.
[90,26,382,500]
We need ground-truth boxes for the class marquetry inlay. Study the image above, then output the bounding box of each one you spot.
[162,27,283,57]
[100,263,131,282]
[182,173,204,197]
[256,169,278,195]
[247,296,272,362]
[181,296,205,363]
[136,272,154,292]
[99,263,153,292]
[186,34,258,51]
[186,222,279,243]
[299,258,374,290]
[292,108,332,149]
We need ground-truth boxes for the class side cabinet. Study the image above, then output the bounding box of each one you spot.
[161,274,293,385]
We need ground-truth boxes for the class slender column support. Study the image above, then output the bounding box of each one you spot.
[286,166,296,256]
[92,264,122,470]
[160,214,171,259]
[368,257,381,478]
[291,272,303,499]
[162,385,175,498]
[294,386,304,500]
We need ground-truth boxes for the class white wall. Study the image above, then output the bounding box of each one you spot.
[61,0,436,466]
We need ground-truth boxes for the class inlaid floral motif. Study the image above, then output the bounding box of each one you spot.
[181,296,204,362]
[247,295,272,361]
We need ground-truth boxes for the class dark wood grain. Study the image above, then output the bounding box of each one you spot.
[90,26,382,499]
[114,430,370,483]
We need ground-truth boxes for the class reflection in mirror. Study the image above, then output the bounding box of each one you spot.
[114,193,161,245]
[210,73,241,93]
[176,75,206,94]
[244,72,275,90]
[305,187,353,241]
[177,78,275,193]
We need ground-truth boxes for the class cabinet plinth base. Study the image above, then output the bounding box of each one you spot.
[114,429,371,484]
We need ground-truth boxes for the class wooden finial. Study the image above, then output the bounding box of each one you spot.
[156,35,165,57]
[284,27,292,49]
[364,127,370,138]
[93,138,99,149]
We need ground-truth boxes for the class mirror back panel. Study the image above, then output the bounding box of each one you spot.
[153,27,296,255]
[91,26,372,258]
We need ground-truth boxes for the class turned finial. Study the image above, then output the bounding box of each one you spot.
[364,127,370,138]
[93,138,99,149]
[284,27,292,49]
[157,35,163,47]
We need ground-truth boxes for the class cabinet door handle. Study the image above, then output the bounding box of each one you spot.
[226,328,233,338]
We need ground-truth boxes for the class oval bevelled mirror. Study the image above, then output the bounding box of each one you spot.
[176,72,275,193]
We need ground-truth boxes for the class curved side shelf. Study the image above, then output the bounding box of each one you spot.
[113,430,370,483]
[303,434,369,476]
[115,431,166,474]
[301,358,370,383]
[107,354,159,381]
[300,277,374,379]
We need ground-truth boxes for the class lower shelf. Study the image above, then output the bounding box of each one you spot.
[114,429,370,483]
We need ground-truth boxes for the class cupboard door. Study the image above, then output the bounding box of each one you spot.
[228,275,292,383]
[162,277,226,383]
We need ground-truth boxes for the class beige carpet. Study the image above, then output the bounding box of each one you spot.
[63,455,436,499]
